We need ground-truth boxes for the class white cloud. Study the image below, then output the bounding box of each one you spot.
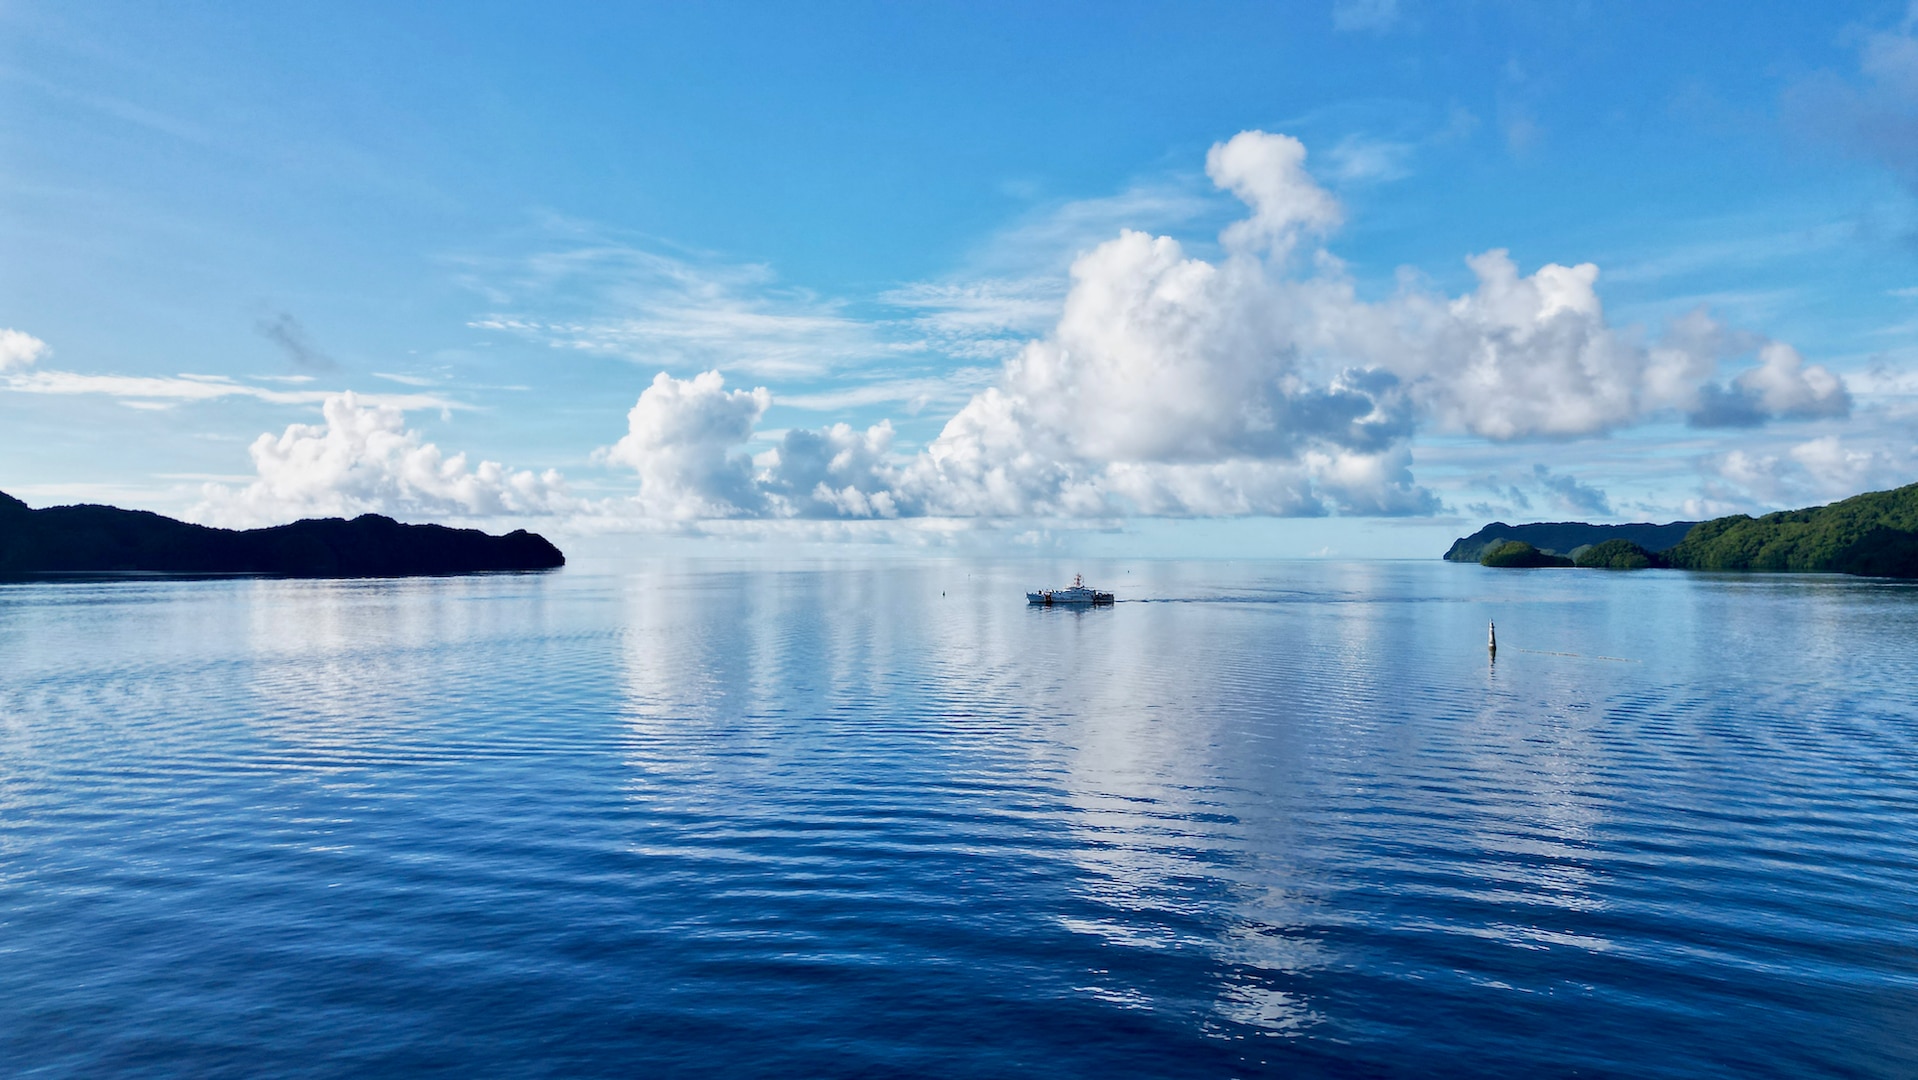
[891,209,1434,517]
[757,420,905,519]
[1688,341,1851,428]
[917,137,1840,456]
[1335,259,1845,439]
[463,241,882,379]
[772,369,994,414]
[1736,341,1850,415]
[955,182,1214,279]
[882,279,1064,361]
[1323,135,1416,182]
[884,280,1060,338]
[195,392,569,528]
[1,368,458,411]
[0,328,49,372]
[884,183,1214,365]
[580,131,1853,525]
[372,371,438,386]
[1375,252,1644,439]
[1789,434,1910,494]
[1689,434,1914,515]
[1205,131,1342,258]
[598,371,772,519]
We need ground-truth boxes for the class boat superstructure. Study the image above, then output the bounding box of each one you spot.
[1027,574,1114,606]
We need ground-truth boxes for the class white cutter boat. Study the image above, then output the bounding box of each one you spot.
[1027,574,1114,606]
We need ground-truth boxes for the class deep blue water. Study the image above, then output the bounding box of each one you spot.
[1,561,1915,1077]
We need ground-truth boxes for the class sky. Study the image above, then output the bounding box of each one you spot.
[4,0,1918,558]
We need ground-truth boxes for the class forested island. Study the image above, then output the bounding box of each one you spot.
[1452,482,1918,579]
[0,490,564,578]
[1444,520,1698,563]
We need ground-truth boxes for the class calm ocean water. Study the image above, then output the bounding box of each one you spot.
[1,561,1915,1077]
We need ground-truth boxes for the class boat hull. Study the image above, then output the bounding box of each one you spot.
[1026,589,1114,606]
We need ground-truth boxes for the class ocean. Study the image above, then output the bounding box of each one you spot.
[1,561,1914,1077]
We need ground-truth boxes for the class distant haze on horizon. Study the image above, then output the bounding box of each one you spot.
[4,1,1917,558]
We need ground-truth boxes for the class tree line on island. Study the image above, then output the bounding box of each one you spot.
[8,479,1918,581]
[1446,481,1918,578]
[0,490,563,578]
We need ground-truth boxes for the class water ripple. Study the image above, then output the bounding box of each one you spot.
[1,563,1915,1076]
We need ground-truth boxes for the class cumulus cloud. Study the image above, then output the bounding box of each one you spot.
[759,421,905,518]
[196,392,569,528]
[1689,435,1914,515]
[1206,132,1342,258]
[890,215,1433,517]
[588,130,1848,525]
[1344,260,1846,440]
[598,371,771,519]
[0,328,49,372]
[1376,253,1642,439]
[1687,342,1851,428]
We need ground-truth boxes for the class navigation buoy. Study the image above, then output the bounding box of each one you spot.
[1488,620,1497,655]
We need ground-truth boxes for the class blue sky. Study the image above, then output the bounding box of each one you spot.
[4,1,1917,557]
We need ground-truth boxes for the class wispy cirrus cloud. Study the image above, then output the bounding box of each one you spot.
[1,368,459,412]
[1331,0,1401,34]
[878,182,1217,365]
[1322,134,1417,182]
[371,371,439,387]
[460,238,888,379]
[880,279,1064,363]
[955,182,1216,278]
[771,368,996,415]
[461,185,1217,382]
[1600,217,1856,287]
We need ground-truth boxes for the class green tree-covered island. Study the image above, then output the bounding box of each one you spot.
[1447,482,1918,578]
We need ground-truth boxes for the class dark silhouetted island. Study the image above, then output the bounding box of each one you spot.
[1449,481,1918,578]
[0,490,564,578]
